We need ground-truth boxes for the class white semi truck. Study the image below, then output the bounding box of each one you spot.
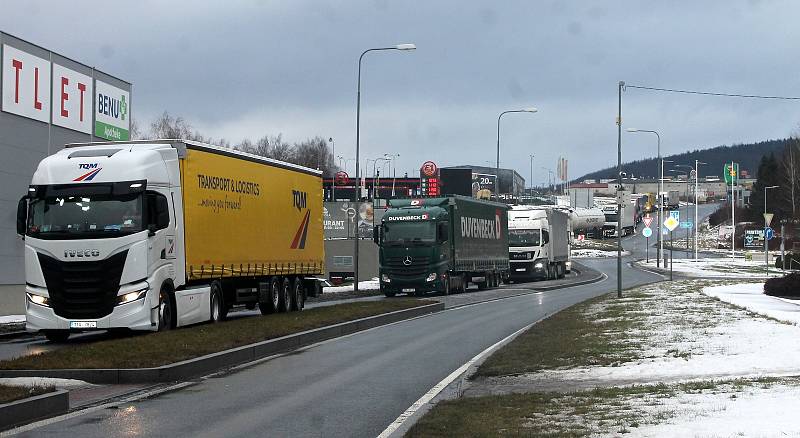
[601,203,635,238]
[507,206,571,281]
[17,140,325,342]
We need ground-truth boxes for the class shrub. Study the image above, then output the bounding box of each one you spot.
[775,253,800,269]
[764,272,800,297]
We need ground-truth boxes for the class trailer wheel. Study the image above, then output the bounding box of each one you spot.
[279,277,292,312]
[158,287,176,331]
[268,276,281,313]
[557,263,566,279]
[44,330,70,343]
[210,281,224,322]
[291,277,304,311]
[382,285,396,298]
[441,275,450,296]
[459,275,467,293]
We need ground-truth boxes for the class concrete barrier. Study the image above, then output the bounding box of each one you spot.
[0,390,68,431]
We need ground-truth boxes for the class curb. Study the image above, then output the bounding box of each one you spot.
[0,302,443,384]
[0,389,68,431]
[531,265,605,291]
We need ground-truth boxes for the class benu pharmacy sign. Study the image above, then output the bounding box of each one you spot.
[1,43,131,141]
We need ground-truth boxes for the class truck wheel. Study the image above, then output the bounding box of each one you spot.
[477,277,487,291]
[279,277,292,312]
[459,276,467,293]
[291,277,304,311]
[44,330,70,342]
[267,276,281,314]
[210,281,224,322]
[441,276,450,296]
[158,287,176,331]
[382,285,396,298]
[558,263,566,279]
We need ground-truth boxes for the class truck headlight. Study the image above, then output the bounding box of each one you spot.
[534,262,544,269]
[26,292,50,307]
[426,273,438,282]
[117,288,147,305]
[381,274,391,283]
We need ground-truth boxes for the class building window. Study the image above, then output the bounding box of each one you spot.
[333,256,353,267]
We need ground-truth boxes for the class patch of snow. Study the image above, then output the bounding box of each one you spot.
[323,278,380,293]
[0,315,24,324]
[639,258,784,278]
[571,249,630,258]
[703,283,800,325]
[0,377,93,389]
[628,382,800,437]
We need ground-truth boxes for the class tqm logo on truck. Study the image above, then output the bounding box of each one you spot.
[73,163,102,181]
[291,190,311,249]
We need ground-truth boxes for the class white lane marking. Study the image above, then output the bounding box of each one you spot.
[376,318,540,438]
[0,381,196,436]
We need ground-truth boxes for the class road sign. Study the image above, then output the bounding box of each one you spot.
[680,221,693,229]
[764,213,774,227]
[576,234,585,242]
[670,210,680,221]
[664,216,679,232]
[643,215,653,228]
[765,227,775,240]
[334,171,349,185]
[723,163,739,184]
[642,227,653,238]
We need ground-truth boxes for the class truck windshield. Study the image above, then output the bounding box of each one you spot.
[509,229,540,247]
[27,193,144,240]
[383,221,436,244]
[604,213,619,222]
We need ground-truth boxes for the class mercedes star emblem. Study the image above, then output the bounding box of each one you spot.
[403,256,413,266]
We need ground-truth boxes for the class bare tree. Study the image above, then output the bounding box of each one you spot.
[780,134,800,216]
[129,117,142,139]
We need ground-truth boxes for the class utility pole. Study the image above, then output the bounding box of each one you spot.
[616,81,624,298]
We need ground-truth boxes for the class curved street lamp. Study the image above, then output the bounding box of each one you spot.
[496,108,537,193]
[354,44,416,291]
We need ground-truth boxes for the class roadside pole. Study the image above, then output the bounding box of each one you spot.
[781,222,786,270]
[670,231,674,281]
[646,236,649,263]
[730,161,735,259]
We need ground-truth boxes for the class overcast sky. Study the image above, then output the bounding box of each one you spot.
[3,0,800,184]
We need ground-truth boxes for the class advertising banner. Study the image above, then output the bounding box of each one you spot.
[743,228,764,248]
[95,80,130,140]
[2,44,51,123]
[323,201,385,239]
[51,63,93,134]
[472,173,496,199]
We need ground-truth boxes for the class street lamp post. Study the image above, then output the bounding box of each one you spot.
[354,43,416,292]
[675,164,693,256]
[384,153,400,197]
[529,154,535,199]
[371,157,390,199]
[694,160,707,261]
[615,81,624,298]
[541,167,554,195]
[764,185,779,272]
[626,128,661,267]
[496,108,537,192]
[329,138,335,201]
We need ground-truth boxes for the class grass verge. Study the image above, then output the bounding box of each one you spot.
[407,377,794,437]
[0,385,53,404]
[0,299,430,370]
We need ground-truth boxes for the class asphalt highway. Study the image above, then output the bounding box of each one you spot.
[7,204,720,437]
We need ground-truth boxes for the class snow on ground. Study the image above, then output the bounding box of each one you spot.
[639,257,784,278]
[626,380,800,438]
[571,249,630,258]
[0,377,93,389]
[0,315,24,324]
[509,280,800,386]
[323,278,380,293]
[704,282,800,325]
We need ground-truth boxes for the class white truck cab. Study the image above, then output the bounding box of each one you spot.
[507,206,570,281]
[18,143,183,341]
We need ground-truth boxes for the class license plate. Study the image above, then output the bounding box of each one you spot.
[516,268,526,272]
[402,288,415,293]
[70,321,97,329]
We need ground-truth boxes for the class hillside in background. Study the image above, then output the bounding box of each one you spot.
[573,139,788,182]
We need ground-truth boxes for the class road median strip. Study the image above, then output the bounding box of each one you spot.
[0,300,442,384]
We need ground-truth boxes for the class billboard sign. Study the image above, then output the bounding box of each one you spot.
[95,80,130,140]
[51,63,93,134]
[323,201,385,239]
[743,228,763,248]
[472,173,496,199]
[2,44,51,123]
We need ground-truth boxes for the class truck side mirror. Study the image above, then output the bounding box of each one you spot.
[438,222,449,242]
[16,197,27,236]
[373,224,382,244]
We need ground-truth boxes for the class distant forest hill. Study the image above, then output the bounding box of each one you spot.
[573,139,789,182]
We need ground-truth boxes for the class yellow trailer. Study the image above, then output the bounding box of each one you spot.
[180,146,324,280]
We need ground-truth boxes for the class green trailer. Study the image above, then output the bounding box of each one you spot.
[373,196,510,296]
